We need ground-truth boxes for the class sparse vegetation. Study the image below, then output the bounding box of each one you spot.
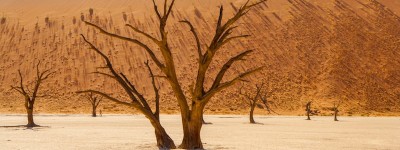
[10,61,53,127]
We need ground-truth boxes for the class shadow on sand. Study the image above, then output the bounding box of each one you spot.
[0,125,50,130]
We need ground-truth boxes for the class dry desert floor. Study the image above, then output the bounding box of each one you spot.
[0,115,399,150]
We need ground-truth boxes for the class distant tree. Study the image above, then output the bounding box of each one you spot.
[239,83,264,124]
[305,101,312,120]
[80,92,103,117]
[332,100,342,121]
[83,0,266,148]
[77,35,174,148]
[11,62,53,127]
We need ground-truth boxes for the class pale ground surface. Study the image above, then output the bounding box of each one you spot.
[0,115,399,150]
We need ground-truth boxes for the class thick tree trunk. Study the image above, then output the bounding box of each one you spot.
[154,123,176,149]
[146,111,176,149]
[92,106,97,117]
[250,104,256,124]
[26,107,36,127]
[179,104,204,149]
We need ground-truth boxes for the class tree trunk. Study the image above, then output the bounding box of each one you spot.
[179,104,204,149]
[153,122,176,149]
[146,111,176,149]
[306,110,311,120]
[250,104,256,124]
[26,107,36,127]
[92,106,97,117]
[334,110,338,121]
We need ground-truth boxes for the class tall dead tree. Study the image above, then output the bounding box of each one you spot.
[11,62,53,127]
[80,92,103,117]
[77,36,174,149]
[333,100,342,121]
[83,0,266,148]
[305,101,312,120]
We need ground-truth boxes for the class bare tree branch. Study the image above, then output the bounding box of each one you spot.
[90,71,115,79]
[180,20,202,61]
[204,66,264,100]
[151,0,162,20]
[120,73,152,111]
[210,50,254,90]
[77,90,133,107]
[83,21,165,69]
[126,24,159,43]
[145,60,161,119]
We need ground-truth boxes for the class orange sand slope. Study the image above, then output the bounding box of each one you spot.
[0,0,399,115]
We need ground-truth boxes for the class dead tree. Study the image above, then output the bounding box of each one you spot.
[11,62,53,127]
[83,0,266,148]
[80,92,103,117]
[77,36,175,149]
[305,101,312,120]
[333,100,342,121]
[239,84,264,124]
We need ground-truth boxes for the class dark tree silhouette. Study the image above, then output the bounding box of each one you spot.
[83,0,266,148]
[239,84,263,123]
[77,35,174,149]
[11,62,53,127]
[333,100,342,121]
[80,92,103,117]
[239,82,277,123]
[305,101,312,120]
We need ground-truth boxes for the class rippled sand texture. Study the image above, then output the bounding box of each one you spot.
[0,0,399,115]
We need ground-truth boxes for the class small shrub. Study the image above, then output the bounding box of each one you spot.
[89,8,94,17]
[1,17,5,24]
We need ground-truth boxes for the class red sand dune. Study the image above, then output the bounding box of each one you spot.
[0,0,399,115]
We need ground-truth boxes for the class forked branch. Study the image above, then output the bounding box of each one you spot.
[83,21,165,69]
[180,20,202,61]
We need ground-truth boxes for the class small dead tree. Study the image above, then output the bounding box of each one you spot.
[305,101,312,120]
[83,0,266,148]
[80,92,103,117]
[77,35,175,149]
[11,62,53,127]
[239,84,264,124]
[333,100,342,121]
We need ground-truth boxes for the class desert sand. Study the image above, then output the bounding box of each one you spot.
[0,115,399,150]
